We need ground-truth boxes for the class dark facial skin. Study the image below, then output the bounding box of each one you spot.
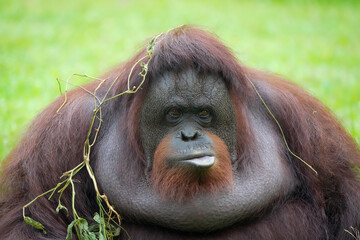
[95,70,296,232]
[140,70,237,173]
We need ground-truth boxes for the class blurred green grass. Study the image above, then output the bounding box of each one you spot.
[1,0,359,161]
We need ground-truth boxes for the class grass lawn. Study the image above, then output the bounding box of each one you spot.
[1,0,359,161]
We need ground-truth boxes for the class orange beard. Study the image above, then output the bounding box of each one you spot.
[150,132,233,202]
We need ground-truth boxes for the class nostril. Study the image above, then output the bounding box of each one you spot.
[191,131,198,140]
[180,131,189,142]
[181,130,199,142]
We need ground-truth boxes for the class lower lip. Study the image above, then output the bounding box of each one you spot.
[181,156,215,168]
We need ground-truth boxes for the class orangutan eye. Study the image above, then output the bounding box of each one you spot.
[168,108,182,119]
[198,109,210,119]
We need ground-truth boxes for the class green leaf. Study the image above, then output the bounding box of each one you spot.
[66,219,77,240]
[24,216,47,234]
[113,227,121,237]
[147,36,156,53]
[93,212,102,224]
[83,232,97,240]
[66,218,87,240]
[75,218,99,240]
[98,233,106,240]
[78,218,89,231]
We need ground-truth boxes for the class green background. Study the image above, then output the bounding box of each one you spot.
[1,0,359,161]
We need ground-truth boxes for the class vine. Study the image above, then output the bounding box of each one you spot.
[245,75,318,175]
[23,34,162,240]
[22,30,319,240]
[345,227,360,240]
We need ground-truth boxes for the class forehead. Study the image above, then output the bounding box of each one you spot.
[146,69,229,106]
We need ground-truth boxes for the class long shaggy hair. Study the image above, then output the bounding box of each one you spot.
[0,25,360,239]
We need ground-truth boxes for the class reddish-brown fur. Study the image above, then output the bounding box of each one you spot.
[151,132,233,201]
[0,25,359,239]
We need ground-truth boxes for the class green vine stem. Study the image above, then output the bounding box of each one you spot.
[23,33,162,240]
[245,75,317,175]
[23,31,316,239]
